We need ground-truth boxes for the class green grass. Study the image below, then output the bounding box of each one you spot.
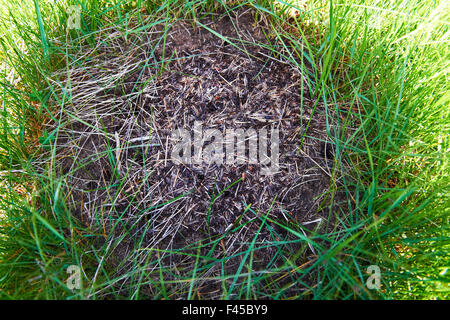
[0,0,448,299]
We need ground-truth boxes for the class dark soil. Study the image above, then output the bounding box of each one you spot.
[50,9,342,298]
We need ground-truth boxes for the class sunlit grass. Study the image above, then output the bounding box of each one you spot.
[0,0,448,299]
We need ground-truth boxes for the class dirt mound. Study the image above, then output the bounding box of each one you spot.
[51,9,340,297]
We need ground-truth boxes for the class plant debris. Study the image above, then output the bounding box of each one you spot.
[47,9,344,298]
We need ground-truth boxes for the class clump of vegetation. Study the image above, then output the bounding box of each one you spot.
[0,0,448,299]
